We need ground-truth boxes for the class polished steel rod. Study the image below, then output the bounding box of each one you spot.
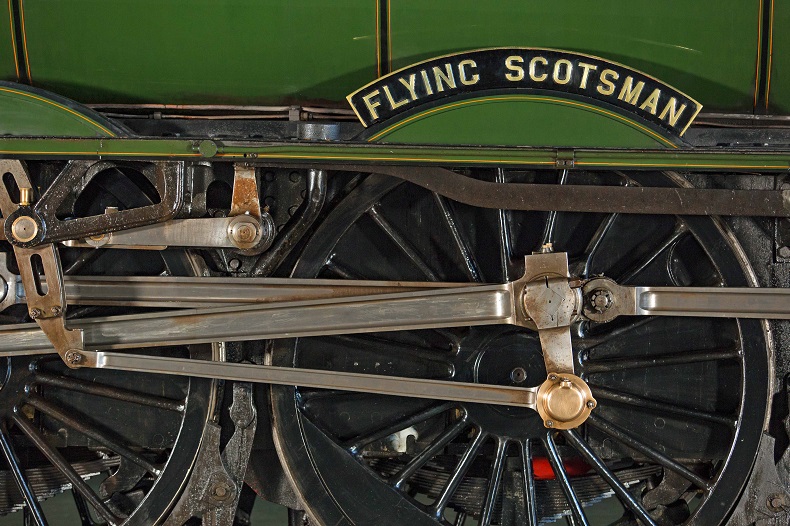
[87,352,538,409]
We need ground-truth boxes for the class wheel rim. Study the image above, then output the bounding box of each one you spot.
[0,163,219,525]
[271,170,769,525]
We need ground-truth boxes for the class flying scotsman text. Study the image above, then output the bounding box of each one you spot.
[347,48,702,137]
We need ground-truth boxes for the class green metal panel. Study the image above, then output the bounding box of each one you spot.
[767,1,790,113]
[388,0,760,113]
[367,96,673,149]
[0,1,18,81]
[0,82,118,137]
[21,0,378,105]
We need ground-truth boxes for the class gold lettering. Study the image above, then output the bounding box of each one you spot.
[639,88,661,115]
[578,62,598,89]
[399,74,419,101]
[420,70,434,95]
[618,76,645,105]
[552,59,572,85]
[529,56,548,82]
[505,55,525,81]
[432,64,456,92]
[659,97,687,126]
[362,90,382,120]
[458,59,480,86]
[382,85,410,110]
[597,69,619,96]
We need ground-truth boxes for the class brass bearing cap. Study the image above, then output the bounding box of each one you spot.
[10,215,39,243]
[536,373,596,430]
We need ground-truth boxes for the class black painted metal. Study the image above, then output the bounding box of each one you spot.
[0,421,48,526]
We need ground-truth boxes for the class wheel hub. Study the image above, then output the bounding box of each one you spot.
[463,328,548,438]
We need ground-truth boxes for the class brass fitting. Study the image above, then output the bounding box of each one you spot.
[536,373,596,430]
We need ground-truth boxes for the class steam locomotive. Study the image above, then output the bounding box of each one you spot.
[0,2,788,525]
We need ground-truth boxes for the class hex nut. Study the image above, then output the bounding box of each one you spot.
[779,246,790,259]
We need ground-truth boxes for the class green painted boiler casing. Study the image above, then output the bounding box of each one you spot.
[0,1,776,113]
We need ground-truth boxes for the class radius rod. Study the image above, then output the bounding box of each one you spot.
[323,165,790,217]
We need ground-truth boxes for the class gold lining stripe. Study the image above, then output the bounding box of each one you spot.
[216,152,557,164]
[576,161,789,169]
[386,0,391,72]
[6,0,18,80]
[0,150,200,156]
[367,95,678,148]
[375,0,380,77]
[765,0,775,107]
[754,0,763,108]
[18,0,28,81]
[0,86,116,136]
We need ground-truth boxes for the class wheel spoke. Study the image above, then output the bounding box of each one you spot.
[589,385,736,428]
[324,334,455,372]
[344,402,455,454]
[520,440,538,526]
[617,221,688,284]
[367,205,440,280]
[432,192,483,282]
[390,415,469,488]
[541,169,569,246]
[26,396,161,475]
[579,316,659,353]
[562,429,657,526]
[583,346,741,374]
[587,413,711,490]
[33,372,184,412]
[480,437,508,526]
[64,248,103,276]
[543,432,590,526]
[324,258,365,280]
[72,490,100,526]
[428,428,487,518]
[0,421,48,526]
[496,168,514,282]
[582,213,619,278]
[12,413,121,525]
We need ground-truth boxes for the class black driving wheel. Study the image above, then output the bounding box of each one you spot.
[270,170,769,525]
[0,163,220,525]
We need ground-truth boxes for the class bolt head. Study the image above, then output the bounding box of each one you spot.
[548,374,558,381]
[29,308,42,319]
[510,367,527,384]
[767,493,788,511]
[586,400,596,409]
[779,246,790,259]
[545,420,554,428]
[64,350,83,365]
[50,306,62,317]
